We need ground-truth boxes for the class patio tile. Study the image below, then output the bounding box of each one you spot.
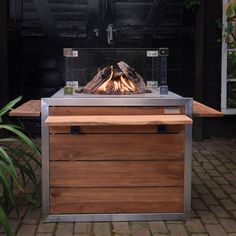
[131,223,151,236]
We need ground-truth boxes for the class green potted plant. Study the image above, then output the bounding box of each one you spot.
[0,96,41,236]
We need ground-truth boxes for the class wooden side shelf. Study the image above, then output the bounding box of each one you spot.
[45,115,192,126]
[193,101,223,117]
[8,99,223,118]
[9,100,41,117]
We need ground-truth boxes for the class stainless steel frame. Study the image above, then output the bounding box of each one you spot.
[41,95,192,222]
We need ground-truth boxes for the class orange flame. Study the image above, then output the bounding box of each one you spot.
[96,66,137,94]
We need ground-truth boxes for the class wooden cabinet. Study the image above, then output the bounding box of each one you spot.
[46,106,189,215]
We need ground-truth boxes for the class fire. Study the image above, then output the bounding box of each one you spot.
[96,66,137,94]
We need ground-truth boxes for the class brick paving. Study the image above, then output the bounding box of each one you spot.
[0,138,236,235]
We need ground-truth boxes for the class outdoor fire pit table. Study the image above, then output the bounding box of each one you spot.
[41,89,193,222]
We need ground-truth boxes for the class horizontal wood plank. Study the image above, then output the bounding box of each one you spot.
[49,106,185,116]
[49,124,183,134]
[193,101,223,117]
[50,187,184,214]
[9,100,41,117]
[50,133,184,161]
[50,161,184,187]
[45,115,192,126]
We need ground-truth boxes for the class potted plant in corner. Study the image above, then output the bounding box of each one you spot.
[0,96,41,236]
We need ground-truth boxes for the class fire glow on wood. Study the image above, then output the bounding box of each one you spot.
[82,61,151,95]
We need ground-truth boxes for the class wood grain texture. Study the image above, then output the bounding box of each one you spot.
[50,187,184,214]
[49,124,183,134]
[49,106,185,115]
[45,115,192,126]
[193,100,223,117]
[50,133,184,161]
[50,161,184,187]
[9,100,41,117]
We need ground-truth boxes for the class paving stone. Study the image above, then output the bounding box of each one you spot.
[16,224,37,236]
[191,234,208,236]
[22,208,41,225]
[204,180,219,189]
[210,159,222,166]
[149,221,168,234]
[74,222,91,233]
[152,234,168,236]
[211,189,228,199]
[205,224,228,236]
[207,169,221,176]
[216,166,229,173]
[221,199,236,210]
[214,177,229,185]
[201,194,218,205]
[222,185,236,194]
[198,173,211,181]
[194,184,210,194]
[231,194,236,201]
[225,163,236,170]
[210,205,230,218]
[55,223,73,236]
[191,210,197,217]
[37,222,56,233]
[192,199,208,210]
[131,223,150,236]
[192,176,203,184]
[197,210,218,224]
[230,180,236,187]
[167,224,188,236]
[112,222,130,234]
[74,234,91,236]
[9,206,28,219]
[192,188,200,198]
[219,219,236,233]
[185,219,206,233]
[36,234,53,236]
[203,162,215,170]
[94,223,111,236]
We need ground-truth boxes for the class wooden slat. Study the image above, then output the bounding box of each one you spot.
[50,133,184,161]
[9,100,41,117]
[49,106,185,116]
[50,187,184,214]
[49,124,182,134]
[193,101,223,117]
[45,115,192,126]
[50,161,184,188]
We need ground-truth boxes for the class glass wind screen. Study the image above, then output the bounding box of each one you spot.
[64,48,168,87]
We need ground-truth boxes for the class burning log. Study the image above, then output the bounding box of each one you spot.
[82,61,151,95]
[82,66,112,93]
[117,61,151,94]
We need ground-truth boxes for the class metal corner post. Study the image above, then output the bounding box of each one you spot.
[184,99,193,219]
[41,99,50,218]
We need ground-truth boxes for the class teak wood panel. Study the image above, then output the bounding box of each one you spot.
[193,101,223,117]
[45,115,192,126]
[9,100,41,117]
[50,161,184,188]
[49,124,183,134]
[50,133,184,161]
[50,187,184,214]
[49,106,185,116]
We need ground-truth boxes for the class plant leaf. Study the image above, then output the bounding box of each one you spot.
[0,206,14,236]
[0,96,22,118]
[0,124,40,156]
